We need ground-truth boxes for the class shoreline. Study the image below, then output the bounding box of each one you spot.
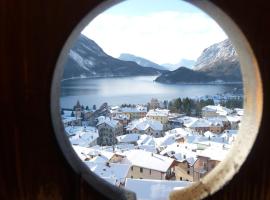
[62,75,243,85]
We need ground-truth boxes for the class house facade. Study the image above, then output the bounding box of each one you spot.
[96,117,123,146]
[123,150,176,180]
[126,117,164,137]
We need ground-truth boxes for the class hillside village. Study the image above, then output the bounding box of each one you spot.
[61,98,243,199]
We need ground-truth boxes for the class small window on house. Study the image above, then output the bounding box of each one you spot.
[149,169,152,175]
[131,166,133,171]
[140,168,143,173]
[180,177,182,181]
[187,170,190,174]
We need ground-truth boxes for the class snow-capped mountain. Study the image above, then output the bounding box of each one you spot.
[155,39,242,83]
[118,53,167,71]
[162,59,195,71]
[193,39,242,82]
[63,35,165,79]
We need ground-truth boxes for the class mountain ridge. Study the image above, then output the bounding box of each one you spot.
[63,34,166,79]
[155,39,242,83]
[118,53,167,71]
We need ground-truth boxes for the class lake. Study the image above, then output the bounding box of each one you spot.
[60,76,243,109]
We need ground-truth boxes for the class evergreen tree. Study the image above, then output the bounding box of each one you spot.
[61,108,64,115]
[81,105,85,110]
[168,100,175,112]
[163,100,168,109]
[71,111,75,117]
[183,98,191,115]
[85,105,89,110]
[174,98,182,113]
[93,104,96,110]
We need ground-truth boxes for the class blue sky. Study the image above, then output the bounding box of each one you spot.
[82,0,227,65]
[105,0,202,16]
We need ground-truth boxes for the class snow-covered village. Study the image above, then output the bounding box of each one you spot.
[61,96,243,200]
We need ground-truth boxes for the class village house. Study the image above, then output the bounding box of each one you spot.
[226,115,242,129]
[174,160,196,182]
[202,105,233,118]
[118,105,147,120]
[185,118,212,133]
[111,113,130,127]
[122,149,176,180]
[126,117,163,137]
[159,142,198,182]
[85,153,130,187]
[96,116,123,146]
[193,146,228,180]
[146,108,170,124]
[208,121,225,134]
[146,108,171,131]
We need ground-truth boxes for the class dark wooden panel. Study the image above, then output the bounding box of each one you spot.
[0,0,269,199]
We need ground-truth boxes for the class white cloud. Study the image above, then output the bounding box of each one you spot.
[82,11,227,64]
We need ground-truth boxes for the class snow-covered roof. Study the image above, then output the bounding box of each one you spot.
[126,117,163,131]
[72,145,91,160]
[137,145,157,153]
[226,115,242,122]
[146,109,170,117]
[125,178,190,200]
[117,133,141,143]
[196,146,229,161]
[62,117,79,123]
[97,116,119,128]
[122,149,174,172]
[179,116,199,127]
[112,113,130,120]
[67,126,98,146]
[158,128,191,147]
[98,150,115,161]
[137,134,155,146]
[85,161,131,186]
[234,108,244,116]
[187,119,212,128]
[206,117,226,126]
[160,143,198,165]
[202,105,233,116]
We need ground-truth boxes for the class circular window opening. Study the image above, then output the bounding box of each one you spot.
[51,1,263,200]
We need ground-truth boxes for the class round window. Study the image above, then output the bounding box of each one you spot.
[51,1,263,200]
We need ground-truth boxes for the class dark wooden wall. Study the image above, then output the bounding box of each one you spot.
[0,0,269,199]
